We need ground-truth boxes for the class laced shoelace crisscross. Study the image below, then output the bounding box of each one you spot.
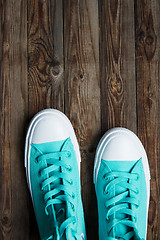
[36,151,82,240]
[103,171,144,240]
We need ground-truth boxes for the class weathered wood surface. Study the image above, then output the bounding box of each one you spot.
[0,0,159,239]
[28,0,64,116]
[28,0,64,238]
[99,0,136,132]
[0,0,29,239]
[135,0,160,239]
[64,1,100,238]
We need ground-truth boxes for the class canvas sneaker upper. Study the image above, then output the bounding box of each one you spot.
[25,109,86,240]
[94,128,150,240]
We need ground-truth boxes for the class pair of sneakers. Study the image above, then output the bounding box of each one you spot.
[24,109,150,240]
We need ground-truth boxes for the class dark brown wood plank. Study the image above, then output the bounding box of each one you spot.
[64,0,100,239]
[0,2,12,238]
[0,0,28,239]
[99,0,136,132]
[28,0,64,117]
[27,0,64,238]
[135,0,160,239]
[0,1,160,239]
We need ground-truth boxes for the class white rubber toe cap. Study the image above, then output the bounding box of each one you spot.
[102,131,141,161]
[32,113,69,144]
[25,109,81,165]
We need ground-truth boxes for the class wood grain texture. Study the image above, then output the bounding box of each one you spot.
[0,0,160,239]
[135,0,160,239]
[64,0,100,238]
[0,0,28,239]
[28,1,64,238]
[0,2,12,238]
[28,0,64,117]
[99,0,137,133]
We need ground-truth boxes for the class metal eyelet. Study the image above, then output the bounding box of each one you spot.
[72,205,75,212]
[136,200,140,209]
[67,152,71,158]
[72,193,75,199]
[103,175,106,180]
[136,174,139,181]
[67,165,72,172]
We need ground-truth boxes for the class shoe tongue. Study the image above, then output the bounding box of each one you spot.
[33,138,69,154]
[104,160,137,238]
[104,160,137,173]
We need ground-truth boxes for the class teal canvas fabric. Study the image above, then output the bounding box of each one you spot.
[95,158,147,240]
[29,137,86,240]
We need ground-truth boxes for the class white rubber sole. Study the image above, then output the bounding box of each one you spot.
[93,127,150,210]
[24,109,81,193]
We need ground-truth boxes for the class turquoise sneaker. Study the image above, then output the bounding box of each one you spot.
[25,109,86,240]
[94,128,150,240]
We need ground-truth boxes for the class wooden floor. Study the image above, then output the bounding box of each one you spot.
[0,0,160,239]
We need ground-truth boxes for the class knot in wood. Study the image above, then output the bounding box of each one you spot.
[139,30,145,44]
[136,19,157,61]
[1,214,11,228]
[51,65,60,76]
[109,74,123,94]
[3,42,10,52]
[145,35,154,46]
[148,92,153,98]
[50,65,63,82]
